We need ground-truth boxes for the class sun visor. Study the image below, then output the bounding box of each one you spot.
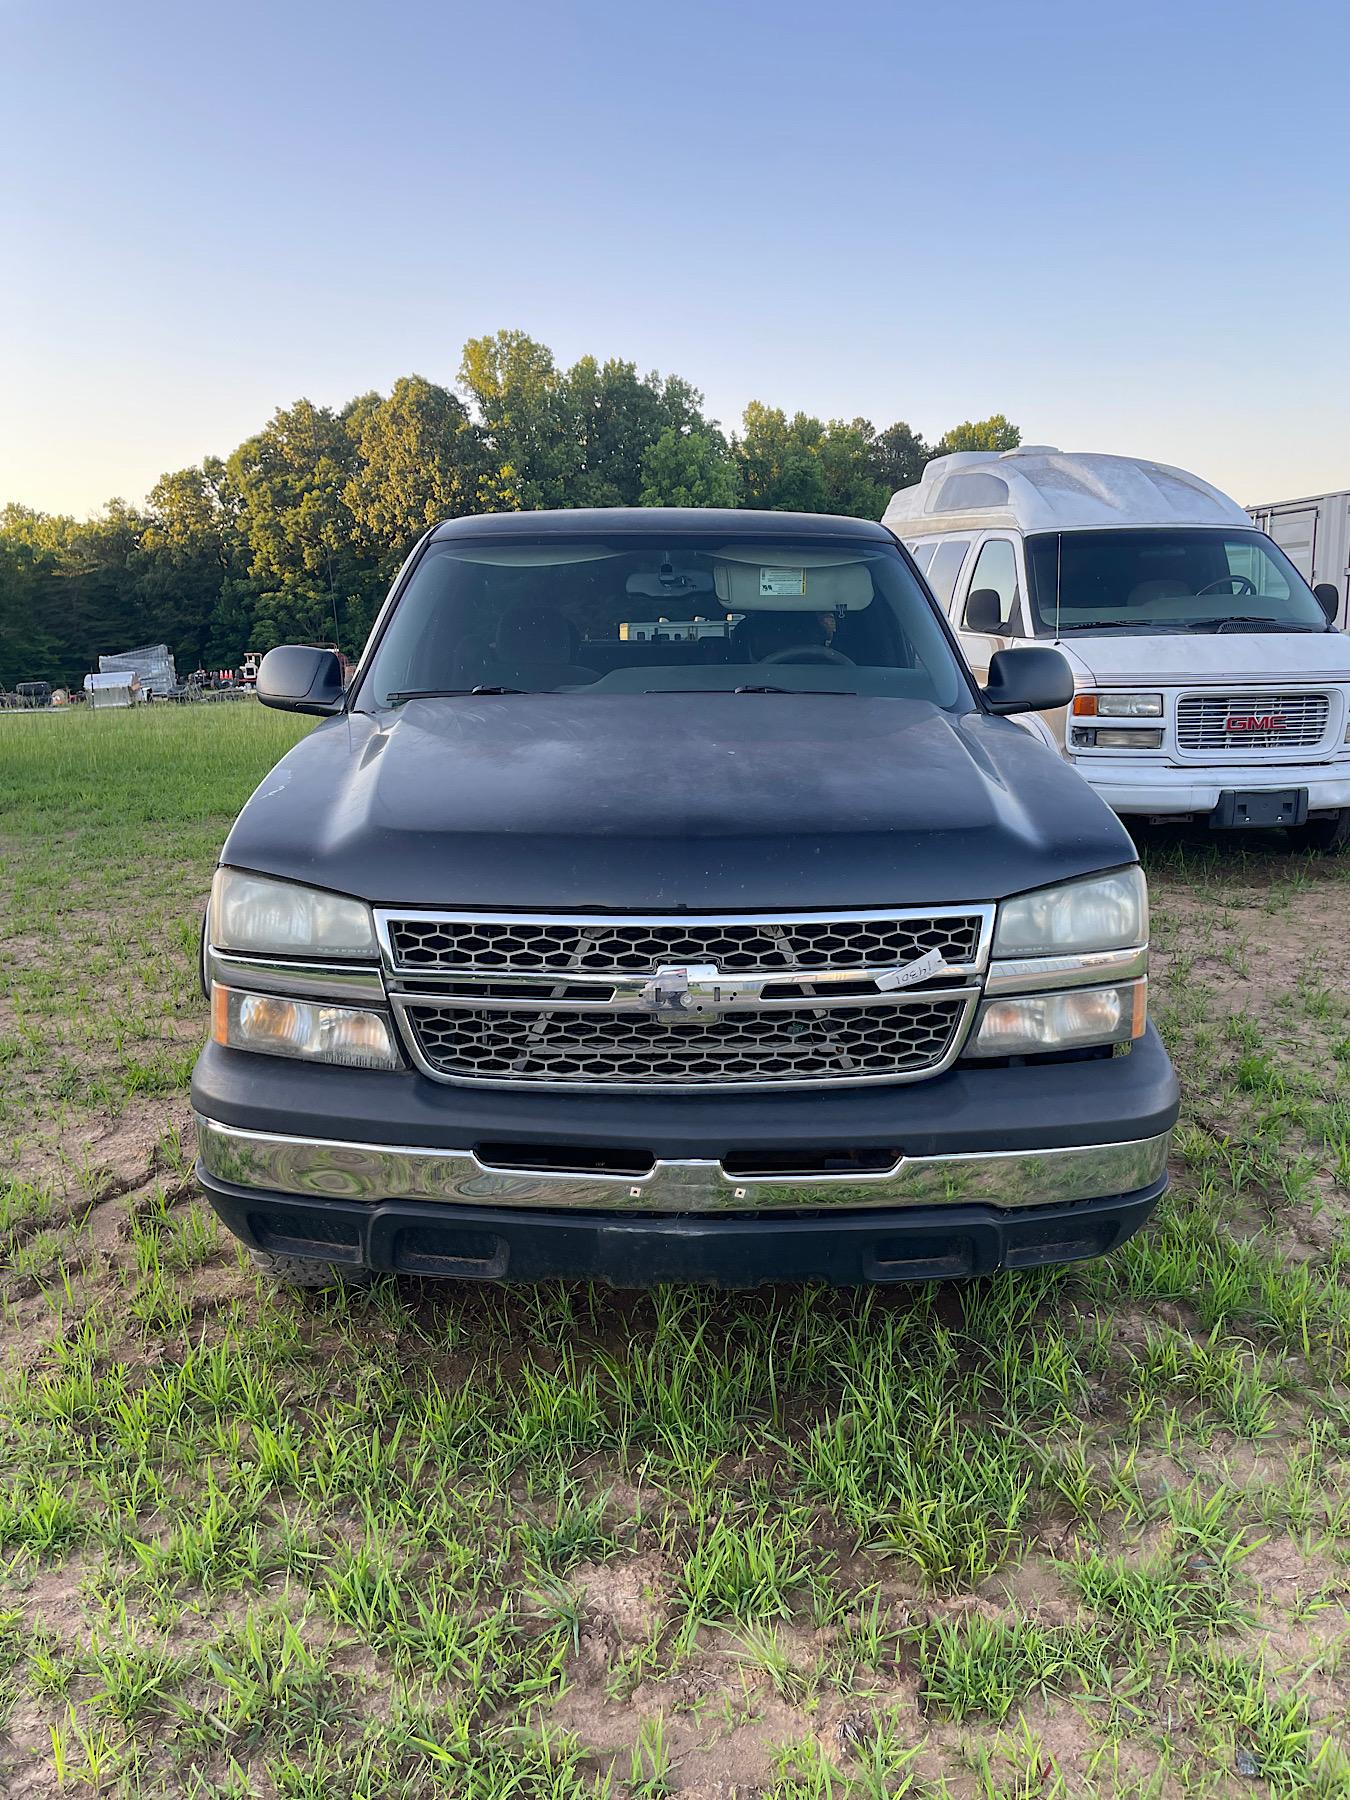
[439,545,619,567]
[712,548,874,611]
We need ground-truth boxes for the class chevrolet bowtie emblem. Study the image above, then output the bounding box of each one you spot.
[639,964,727,1019]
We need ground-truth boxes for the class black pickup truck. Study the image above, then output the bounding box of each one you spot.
[191,508,1177,1288]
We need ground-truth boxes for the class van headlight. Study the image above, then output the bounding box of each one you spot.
[209,869,377,960]
[1072,692,1163,718]
[994,868,1147,959]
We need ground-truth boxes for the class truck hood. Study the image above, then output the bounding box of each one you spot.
[222,695,1136,910]
[1052,630,1350,688]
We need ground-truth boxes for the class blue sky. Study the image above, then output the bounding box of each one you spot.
[3,0,1347,516]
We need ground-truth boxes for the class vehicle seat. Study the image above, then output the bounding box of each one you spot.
[451,628,495,685]
[731,610,828,661]
[1127,578,1190,606]
[481,602,598,689]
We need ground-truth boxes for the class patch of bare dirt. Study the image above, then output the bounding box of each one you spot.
[573,1550,668,1643]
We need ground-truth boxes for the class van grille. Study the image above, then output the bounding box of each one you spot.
[1176,692,1329,753]
[379,907,991,1090]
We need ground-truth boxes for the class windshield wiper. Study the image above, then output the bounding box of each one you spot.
[385,685,534,702]
[1052,620,1189,635]
[1055,617,1323,637]
[642,685,856,695]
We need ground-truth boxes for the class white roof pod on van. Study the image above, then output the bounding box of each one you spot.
[883,448,1253,538]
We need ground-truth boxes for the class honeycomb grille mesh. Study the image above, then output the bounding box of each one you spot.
[386,914,984,975]
[404,999,969,1086]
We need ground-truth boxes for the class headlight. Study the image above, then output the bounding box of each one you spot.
[210,869,377,960]
[1072,727,1164,750]
[969,981,1146,1057]
[995,868,1147,958]
[1072,692,1163,718]
[212,986,400,1069]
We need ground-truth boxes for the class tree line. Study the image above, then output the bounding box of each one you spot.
[0,329,1019,690]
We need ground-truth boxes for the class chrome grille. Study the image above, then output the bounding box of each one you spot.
[1176,691,1329,752]
[403,998,972,1086]
[378,907,992,1090]
[384,913,985,975]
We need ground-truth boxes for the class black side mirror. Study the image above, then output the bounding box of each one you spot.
[1313,583,1340,625]
[983,646,1074,716]
[256,645,346,716]
[965,588,1005,634]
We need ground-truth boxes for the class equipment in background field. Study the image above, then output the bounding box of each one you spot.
[85,670,142,708]
[98,642,178,701]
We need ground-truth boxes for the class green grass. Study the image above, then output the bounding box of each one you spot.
[0,703,1348,1795]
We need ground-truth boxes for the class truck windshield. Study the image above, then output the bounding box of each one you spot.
[359,534,972,710]
[1025,529,1328,634]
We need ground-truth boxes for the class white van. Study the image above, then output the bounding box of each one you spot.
[885,449,1350,849]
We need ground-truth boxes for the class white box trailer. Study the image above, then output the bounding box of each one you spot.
[1247,490,1350,629]
[85,671,140,708]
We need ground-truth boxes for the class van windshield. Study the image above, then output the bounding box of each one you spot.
[1025,529,1328,635]
[359,534,972,710]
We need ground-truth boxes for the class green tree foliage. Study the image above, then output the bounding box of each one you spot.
[816,418,891,519]
[868,420,929,496]
[0,330,1020,688]
[731,407,900,517]
[932,414,1022,456]
[639,428,739,508]
[459,330,569,511]
[225,397,390,653]
[0,500,150,690]
[139,460,246,671]
[346,376,487,576]
[0,532,60,687]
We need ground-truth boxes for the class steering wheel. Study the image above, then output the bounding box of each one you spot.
[762,645,856,666]
[1195,575,1256,596]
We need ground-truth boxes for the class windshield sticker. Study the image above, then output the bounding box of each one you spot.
[759,567,807,597]
[876,947,947,991]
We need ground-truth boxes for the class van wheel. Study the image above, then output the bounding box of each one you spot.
[1289,809,1350,853]
[248,1247,374,1289]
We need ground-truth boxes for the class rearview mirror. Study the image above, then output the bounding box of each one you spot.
[982,646,1074,716]
[964,589,1004,634]
[256,645,346,715]
[1313,583,1340,625]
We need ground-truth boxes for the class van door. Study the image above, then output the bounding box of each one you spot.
[907,539,940,580]
[955,536,1027,683]
[922,536,972,617]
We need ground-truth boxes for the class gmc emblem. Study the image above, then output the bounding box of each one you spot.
[1224,713,1287,732]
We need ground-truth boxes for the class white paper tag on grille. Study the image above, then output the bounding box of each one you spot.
[876,947,947,991]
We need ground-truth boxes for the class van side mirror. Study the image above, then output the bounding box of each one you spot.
[1313,583,1340,625]
[983,646,1074,716]
[256,645,346,715]
[965,589,1004,634]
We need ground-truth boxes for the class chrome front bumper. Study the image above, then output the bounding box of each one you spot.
[194,1113,1171,1215]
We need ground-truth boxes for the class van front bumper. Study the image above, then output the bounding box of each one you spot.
[1075,756,1350,817]
[191,1026,1177,1286]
